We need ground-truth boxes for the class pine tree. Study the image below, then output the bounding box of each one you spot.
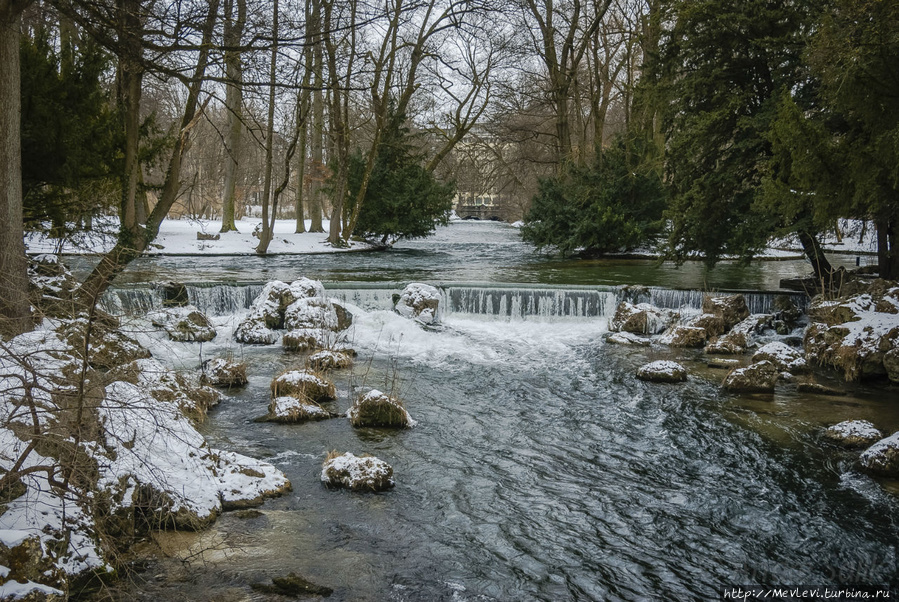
[659,0,821,269]
[347,109,454,246]
[20,27,118,234]
[521,135,666,256]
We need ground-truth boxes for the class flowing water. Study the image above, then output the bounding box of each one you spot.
[89,223,899,601]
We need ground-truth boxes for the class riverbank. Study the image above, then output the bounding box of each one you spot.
[24,217,375,256]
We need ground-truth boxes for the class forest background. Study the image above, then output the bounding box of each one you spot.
[1,0,897,337]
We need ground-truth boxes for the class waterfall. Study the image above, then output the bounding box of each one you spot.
[186,284,264,315]
[620,287,808,315]
[441,285,617,319]
[101,281,809,320]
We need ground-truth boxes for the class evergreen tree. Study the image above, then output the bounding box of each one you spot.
[659,0,823,269]
[347,109,454,246]
[521,135,666,256]
[20,27,118,234]
[765,0,899,279]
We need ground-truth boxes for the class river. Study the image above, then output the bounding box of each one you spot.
[94,222,899,601]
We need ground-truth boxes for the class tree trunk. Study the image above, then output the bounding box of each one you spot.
[798,230,838,289]
[0,0,33,337]
[308,0,325,233]
[294,119,307,233]
[876,218,899,281]
[220,0,245,233]
[255,0,278,254]
[117,0,143,235]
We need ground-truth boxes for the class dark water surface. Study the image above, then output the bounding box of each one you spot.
[70,221,854,290]
[91,223,899,601]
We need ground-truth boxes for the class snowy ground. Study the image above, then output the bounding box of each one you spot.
[25,217,374,256]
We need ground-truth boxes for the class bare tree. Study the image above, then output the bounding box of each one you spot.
[74,0,222,303]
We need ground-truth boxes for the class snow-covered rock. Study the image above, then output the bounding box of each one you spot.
[56,319,152,370]
[213,450,292,510]
[234,318,280,345]
[859,432,899,477]
[118,358,222,421]
[725,314,775,349]
[306,350,353,371]
[635,360,687,383]
[659,325,708,348]
[347,389,415,428]
[0,324,290,596]
[690,313,726,337]
[235,278,333,345]
[704,336,744,355]
[752,342,807,373]
[823,420,884,448]
[609,302,676,335]
[270,370,336,402]
[606,331,651,346]
[265,396,335,423]
[283,297,338,331]
[702,294,750,330]
[148,305,216,342]
[722,361,779,393]
[201,357,248,388]
[321,452,395,492]
[804,284,899,381]
[0,431,105,589]
[395,283,440,325]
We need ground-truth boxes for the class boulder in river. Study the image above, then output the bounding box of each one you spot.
[722,360,779,393]
[660,325,708,348]
[752,341,807,373]
[705,334,745,355]
[306,349,353,371]
[607,331,651,346]
[283,297,339,331]
[265,396,336,423]
[234,319,280,345]
[270,369,336,402]
[347,389,415,428]
[702,294,750,330]
[609,302,676,335]
[235,278,337,345]
[690,313,727,337]
[859,432,899,478]
[635,360,687,383]
[395,283,440,324]
[321,451,395,492]
[282,328,328,352]
[148,305,216,342]
[823,420,884,448]
[201,357,248,388]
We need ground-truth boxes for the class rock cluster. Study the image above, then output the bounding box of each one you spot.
[234,278,352,349]
[804,281,899,382]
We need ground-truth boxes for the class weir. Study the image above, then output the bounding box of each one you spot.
[102,281,808,320]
